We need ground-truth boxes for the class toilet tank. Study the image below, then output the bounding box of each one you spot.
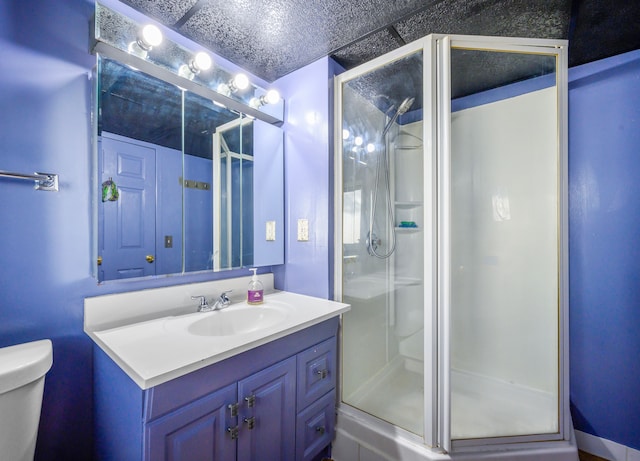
[0,339,53,461]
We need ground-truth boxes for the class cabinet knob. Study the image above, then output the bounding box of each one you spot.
[244,394,256,407]
[146,254,155,263]
[227,426,239,440]
[227,402,239,417]
[316,369,328,379]
[316,425,326,435]
[243,416,256,430]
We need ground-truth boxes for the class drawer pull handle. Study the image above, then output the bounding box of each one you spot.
[316,369,328,379]
[228,402,238,417]
[316,425,326,435]
[244,416,256,430]
[227,426,239,440]
[244,394,256,407]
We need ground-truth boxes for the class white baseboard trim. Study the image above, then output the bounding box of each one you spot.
[575,430,640,461]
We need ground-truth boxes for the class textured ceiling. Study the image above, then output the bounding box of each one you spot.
[118,0,640,82]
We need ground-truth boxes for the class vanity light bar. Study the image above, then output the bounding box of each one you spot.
[91,3,283,125]
[91,41,281,125]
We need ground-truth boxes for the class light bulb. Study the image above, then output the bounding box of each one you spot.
[217,83,231,96]
[178,64,195,80]
[141,24,162,48]
[366,143,375,153]
[249,97,261,109]
[264,89,280,105]
[128,24,163,59]
[233,73,249,91]
[354,136,363,146]
[194,52,212,71]
[179,51,212,80]
[342,129,350,140]
[250,89,281,108]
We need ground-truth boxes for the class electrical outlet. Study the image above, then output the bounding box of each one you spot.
[266,221,276,241]
[297,219,309,241]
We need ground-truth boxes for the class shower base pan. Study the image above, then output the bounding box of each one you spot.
[336,356,578,460]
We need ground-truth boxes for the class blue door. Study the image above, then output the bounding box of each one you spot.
[100,136,156,280]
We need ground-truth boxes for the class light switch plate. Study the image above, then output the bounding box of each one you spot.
[266,221,276,241]
[297,218,309,241]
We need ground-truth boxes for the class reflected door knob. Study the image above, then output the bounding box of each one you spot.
[146,255,155,263]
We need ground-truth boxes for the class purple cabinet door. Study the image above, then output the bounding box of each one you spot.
[237,356,296,461]
[296,390,336,461]
[145,383,237,461]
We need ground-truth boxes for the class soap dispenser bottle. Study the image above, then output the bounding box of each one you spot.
[247,268,264,305]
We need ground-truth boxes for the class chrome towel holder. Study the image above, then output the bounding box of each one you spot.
[0,170,59,191]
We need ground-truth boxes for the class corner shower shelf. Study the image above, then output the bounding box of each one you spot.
[394,277,422,287]
[343,275,422,301]
[395,201,423,208]
[395,227,420,233]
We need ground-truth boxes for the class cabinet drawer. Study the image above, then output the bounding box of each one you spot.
[297,337,336,410]
[295,390,336,461]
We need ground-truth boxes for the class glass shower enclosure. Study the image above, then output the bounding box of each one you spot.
[334,34,572,456]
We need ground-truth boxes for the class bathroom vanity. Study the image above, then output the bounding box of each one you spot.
[84,276,349,461]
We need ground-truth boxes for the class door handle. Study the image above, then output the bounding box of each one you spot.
[146,255,155,263]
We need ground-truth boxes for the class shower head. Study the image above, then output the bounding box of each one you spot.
[382,96,415,137]
[397,97,415,116]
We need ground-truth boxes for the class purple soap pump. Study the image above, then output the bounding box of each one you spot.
[247,268,264,305]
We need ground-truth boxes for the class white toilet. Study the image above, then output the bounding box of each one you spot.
[0,339,53,461]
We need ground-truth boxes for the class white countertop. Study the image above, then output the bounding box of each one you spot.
[85,290,350,389]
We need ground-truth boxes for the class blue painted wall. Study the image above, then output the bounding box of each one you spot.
[273,58,337,298]
[0,1,276,459]
[568,49,640,451]
[183,155,214,271]
[156,145,183,275]
[0,1,96,458]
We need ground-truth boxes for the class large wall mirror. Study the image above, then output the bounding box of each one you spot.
[95,57,284,281]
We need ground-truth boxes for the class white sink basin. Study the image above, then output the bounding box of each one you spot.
[187,304,288,337]
[87,291,350,388]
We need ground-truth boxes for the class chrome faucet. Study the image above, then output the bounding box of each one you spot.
[192,290,233,313]
[213,290,233,310]
[191,295,211,312]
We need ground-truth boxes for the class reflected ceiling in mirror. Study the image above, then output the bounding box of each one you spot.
[99,58,239,159]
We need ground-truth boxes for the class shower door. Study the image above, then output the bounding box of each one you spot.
[437,36,569,451]
[336,41,433,441]
[213,117,253,270]
[336,33,569,454]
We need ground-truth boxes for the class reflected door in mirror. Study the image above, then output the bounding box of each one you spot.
[99,137,156,280]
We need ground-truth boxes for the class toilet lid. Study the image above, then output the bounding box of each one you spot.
[0,339,53,395]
